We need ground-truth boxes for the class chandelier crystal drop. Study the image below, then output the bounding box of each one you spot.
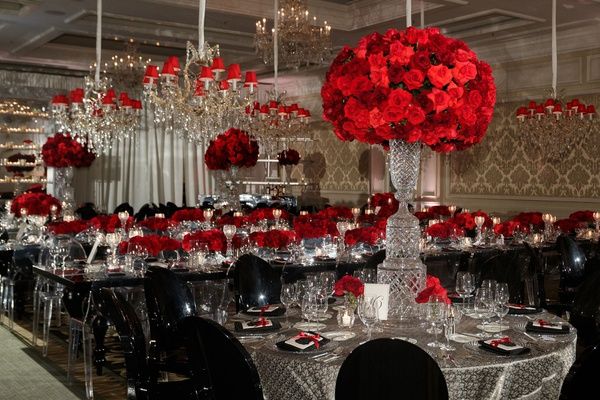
[142,42,258,144]
[255,0,332,69]
[515,0,597,162]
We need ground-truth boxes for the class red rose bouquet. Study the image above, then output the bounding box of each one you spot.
[247,208,291,224]
[493,221,524,238]
[322,26,496,152]
[249,230,297,249]
[138,217,172,232]
[293,215,339,239]
[370,192,399,218]
[171,208,209,223]
[89,214,134,233]
[554,218,580,234]
[568,210,595,224]
[216,214,248,228]
[277,149,301,166]
[414,211,435,221]
[6,153,36,174]
[428,205,450,217]
[334,275,365,307]
[11,192,61,217]
[204,128,259,170]
[42,133,96,168]
[448,212,476,231]
[182,229,227,252]
[118,234,181,257]
[48,219,90,235]
[512,212,544,231]
[316,206,354,220]
[345,226,384,246]
[425,221,464,239]
[416,275,450,304]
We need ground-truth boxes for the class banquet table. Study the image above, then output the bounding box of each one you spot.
[239,311,576,400]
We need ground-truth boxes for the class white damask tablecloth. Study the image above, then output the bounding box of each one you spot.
[239,312,576,400]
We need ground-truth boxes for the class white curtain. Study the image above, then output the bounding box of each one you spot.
[72,109,213,213]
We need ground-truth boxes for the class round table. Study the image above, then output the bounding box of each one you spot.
[237,310,576,400]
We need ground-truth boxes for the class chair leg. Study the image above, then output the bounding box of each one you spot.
[67,319,82,384]
[82,323,94,399]
[42,298,54,357]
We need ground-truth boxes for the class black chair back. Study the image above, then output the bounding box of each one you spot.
[76,202,98,220]
[560,341,600,400]
[135,203,159,221]
[233,254,281,312]
[145,265,197,350]
[557,235,586,289]
[95,288,149,399]
[114,202,134,217]
[180,316,264,400]
[523,242,545,307]
[364,249,385,270]
[569,266,600,347]
[335,338,448,400]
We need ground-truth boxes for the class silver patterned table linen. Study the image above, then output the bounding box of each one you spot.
[236,312,576,400]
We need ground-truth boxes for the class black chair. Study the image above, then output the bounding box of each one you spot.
[473,252,526,303]
[523,242,545,307]
[114,202,134,217]
[557,235,586,305]
[144,266,197,373]
[364,249,385,270]
[560,341,600,400]
[95,288,206,400]
[76,202,98,220]
[569,265,600,347]
[335,338,448,400]
[233,254,281,312]
[135,203,159,221]
[180,316,264,400]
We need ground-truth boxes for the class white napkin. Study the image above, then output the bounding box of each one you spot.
[241,319,273,330]
[532,320,563,330]
[483,338,524,351]
[284,333,323,350]
[508,304,537,311]
[247,305,279,313]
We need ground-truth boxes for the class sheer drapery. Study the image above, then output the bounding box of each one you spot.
[72,110,213,212]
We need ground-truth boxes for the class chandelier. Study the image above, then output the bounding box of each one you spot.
[515,0,597,162]
[51,0,142,153]
[255,0,332,69]
[142,0,257,144]
[95,41,151,93]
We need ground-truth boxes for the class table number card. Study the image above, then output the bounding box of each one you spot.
[364,283,390,320]
[86,234,103,265]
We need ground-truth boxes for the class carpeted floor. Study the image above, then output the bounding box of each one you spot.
[0,325,86,400]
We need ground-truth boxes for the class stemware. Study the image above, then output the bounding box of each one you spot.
[105,232,121,267]
[280,282,298,325]
[455,271,475,305]
[494,282,510,332]
[56,238,71,269]
[358,296,380,342]
[301,290,318,326]
[319,271,337,297]
[187,240,208,270]
[351,207,361,225]
[118,211,130,231]
[443,304,458,351]
[272,209,282,228]
[203,209,214,228]
[223,224,237,260]
[474,215,485,244]
[425,295,447,348]
[336,221,351,258]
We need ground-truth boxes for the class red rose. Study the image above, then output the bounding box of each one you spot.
[333,275,365,298]
[416,275,450,304]
[427,88,450,113]
[427,65,453,89]
[389,42,414,66]
[554,218,580,234]
[402,69,425,91]
[569,210,594,223]
[345,226,383,246]
[410,50,431,71]
[204,128,258,171]
[452,61,478,85]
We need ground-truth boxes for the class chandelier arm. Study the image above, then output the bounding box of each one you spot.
[406,0,412,28]
[551,0,557,97]
[95,0,102,83]
[199,0,206,52]
[273,0,279,96]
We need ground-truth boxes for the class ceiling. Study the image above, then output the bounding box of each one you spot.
[0,0,599,75]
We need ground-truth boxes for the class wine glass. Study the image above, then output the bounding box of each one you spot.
[118,211,129,231]
[319,271,337,297]
[222,224,236,260]
[495,282,510,332]
[336,221,351,258]
[56,238,71,269]
[455,271,475,305]
[425,295,447,348]
[443,304,458,351]
[188,240,208,270]
[358,296,380,342]
[203,209,214,228]
[301,290,317,327]
[105,232,121,267]
[351,207,361,225]
[314,287,329,321]
[272,209,282,228]
[474,287,494,337]
[280,282,297,326]
[474,215,485,244]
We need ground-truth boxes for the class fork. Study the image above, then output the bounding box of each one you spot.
[320,347,344,363]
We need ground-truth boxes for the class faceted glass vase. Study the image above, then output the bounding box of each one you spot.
[377,139,427,320]
[54,166,75,212]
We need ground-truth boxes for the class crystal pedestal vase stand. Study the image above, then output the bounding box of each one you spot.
[54,167,75,214]
[221,167,241,212]
[377,140,426,320]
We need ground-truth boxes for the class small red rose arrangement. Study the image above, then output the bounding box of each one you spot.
[48,219,90,235]
[247,208,291,224]
[370,193,399,218]
[345,226,384,246]
[316,206,354,221]
[334,275,365,307]
[277,149,301,166]
[6,153,37,175]
[42,133,96,168]
[204,128,259,171]
[293,214,339,239]
[249,230,297,250]
[171,208,208,223]
[416,275,451,304]
[89,214,134,233]
[118,235,181,257]
[11,192,61,217]
[321,26,496,152]
[182,229,227,253]
[138,217,172,232]
[425,221,464,239]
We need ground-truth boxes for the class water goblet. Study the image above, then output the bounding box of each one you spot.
[494,282,510,335]
[272,209,282,228]
[280,282,297,325]
[351,207,361,225]
[474,216,485,244]
[358,296,380,342]
[118,211,130,231]
[222,224,236,260]
[425,295,447,348]
[455,271,475,306]
[203,209,214,228]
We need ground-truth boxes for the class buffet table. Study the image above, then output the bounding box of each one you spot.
[240,311,576,400]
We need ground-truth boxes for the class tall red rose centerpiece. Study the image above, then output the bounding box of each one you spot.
[322,26,496,319]
[204,128,259,211]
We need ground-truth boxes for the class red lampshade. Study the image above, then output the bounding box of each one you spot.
[544,98,555,108]
[289,103,299,112]
[586,105,596,114]
[219,80,230,91]
[278,105,287,116]
[51,95,69,105]
[101,94,115,105]
[253,101,261,111]
[245,105,251,114]
[577,104,586,113]
[260,104,269,114]
[571,98,580,107]
[194,78,205,96]
[528,101,537,109]
[166,56,180,72]
[105,88,116,99]
[211,57,225,72]
[552,104,563,114]
[119,92,129,101]
[269,100,278,110]
[534,105,545,114]
[69,88,84,104]
[516,107,527,116]
[226,64,241,82]
[161,62,176,76]
[244,71,258,87]
[144,65,159,79]
[199,66,214,82]
[121,97,132,108]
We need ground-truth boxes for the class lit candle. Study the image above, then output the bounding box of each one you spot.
[299,211,308,216]
[154,213,165,219]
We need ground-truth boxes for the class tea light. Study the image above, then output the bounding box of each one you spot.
[428,219,439,227]
[20,207,27,217]
[128,228,144,238]
[365,208,374,215]
[492,217,501,225]
[63,214,75,222]
[387,198,393,205]
[351,207,361,220]
[299,211,309,216]
[233,211,244,218]
[462,208,470,214]
[5,200,12,213]
[542,213,553,223]
[474,216,485,227]
[448,205,457,215]
[154,213,165,219]
[593,211,600,222]
[422,207,429,213]
[272,209,282,219]
[532,233,543,244]
[203,209,214,221]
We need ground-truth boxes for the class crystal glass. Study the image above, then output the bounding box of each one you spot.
[455,271,475,304]
[358,296,380,342]
[443,304,457,351]
[377,140,426,319]
[594,211,600,233]
[272,209,282,228]
[474,287,494,337]
[203,209,214,228]
[336,221,351,258]
[105,232,121,267]
[188,240,208,270]
[425,295,447,348]
[351,207,361,225]
[56,238,71,269]
[301,290,317,325]
[495,282,510,329]
[118,211,129,231]
[280,282,297,325]
[223,224,236,259]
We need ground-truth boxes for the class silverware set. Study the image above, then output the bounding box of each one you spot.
[310,347,344,363]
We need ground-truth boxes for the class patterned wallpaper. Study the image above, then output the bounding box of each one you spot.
[448,94,600,199]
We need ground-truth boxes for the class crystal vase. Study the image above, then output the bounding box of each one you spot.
[54,167,75,213]
[220,167,241,212]
[377,140,426,319]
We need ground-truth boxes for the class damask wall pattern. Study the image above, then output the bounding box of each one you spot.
[449,94,600,199]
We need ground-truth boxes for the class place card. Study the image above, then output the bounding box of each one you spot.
[364,283,390,320]
[276,331,330,352]
[508,304,541,315]
[526,320,570,334]
[478,338,530,355]
[244,305,286,316]
[234,319,281,333]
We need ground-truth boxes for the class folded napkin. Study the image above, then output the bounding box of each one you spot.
[508,304,542,315]
[478,337,530,355]
[234,318,281,333]
[526,319,570,334]
[276,331,330,352]
[244,305,286,317]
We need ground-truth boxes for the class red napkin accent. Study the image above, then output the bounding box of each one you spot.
[297,332,321,349]
[490,337,513,347]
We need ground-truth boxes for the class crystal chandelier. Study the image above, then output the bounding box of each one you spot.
[255,0,332,69]
[51,0,142,153]
[94,41,151,93]
[142,0,257,144]
[515,0,597,162]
